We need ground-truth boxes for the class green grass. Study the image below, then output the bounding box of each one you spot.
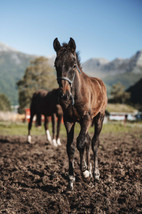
[0,121,142,138]
[106,103,137,113]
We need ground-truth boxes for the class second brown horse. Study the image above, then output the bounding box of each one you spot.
[28,89,63,146]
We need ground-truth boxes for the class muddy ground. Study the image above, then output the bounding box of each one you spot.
[0,131,142,214]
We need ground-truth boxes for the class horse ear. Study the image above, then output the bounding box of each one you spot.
[53,38,61,53]
[68,38,76,53]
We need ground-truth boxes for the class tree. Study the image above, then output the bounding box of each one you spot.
[109,83,130,104]
[0,93,11,111]
[17,57,57,113]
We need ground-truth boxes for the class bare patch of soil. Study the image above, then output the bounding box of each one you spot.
[0,132,142,213]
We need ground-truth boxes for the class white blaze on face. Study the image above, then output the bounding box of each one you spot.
[46,130,52,143]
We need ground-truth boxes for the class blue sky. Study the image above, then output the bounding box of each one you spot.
[0,0,142,62]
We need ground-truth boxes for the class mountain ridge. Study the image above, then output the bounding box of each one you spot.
[0,42,142,105]
[82,50,142,95]
[82,50,142,76]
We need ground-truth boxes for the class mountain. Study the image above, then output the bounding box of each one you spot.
[0,41,142,105]
[83,50,142,75]
[82,50,142,95]
[82,58,109,78]
[0,43,56,106]
[0,43,37,105]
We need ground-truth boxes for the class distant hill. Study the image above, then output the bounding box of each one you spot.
[0,41,142,105]
[82,50,142,95]
[0,43,37,105]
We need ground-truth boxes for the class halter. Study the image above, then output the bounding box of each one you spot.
[57,64,81,105]
[57,76,74,86]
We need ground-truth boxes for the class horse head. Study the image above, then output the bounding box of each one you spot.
[53,38,81,105]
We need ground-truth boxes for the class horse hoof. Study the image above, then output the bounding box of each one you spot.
[69,182,74,190]
[27,135,31,144]
[95,174,100,181]
[52,139,58,147]
[46,130,52,143]
[69,175,75,190]
[94,170,100,181]
[57,138,61,146]
[83,170,90,178]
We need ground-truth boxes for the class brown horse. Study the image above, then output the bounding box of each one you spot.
[53,38,107,189]
[28,89,63,146]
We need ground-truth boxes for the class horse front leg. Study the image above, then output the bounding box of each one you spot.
[86,134,92,178]
[64,121,75,190]
[77,115,92,179]
[92,113,104,181]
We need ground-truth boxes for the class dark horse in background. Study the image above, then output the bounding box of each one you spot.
[28,89,63,147]
[53,38,107,189]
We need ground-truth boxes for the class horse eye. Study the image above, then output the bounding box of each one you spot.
[73,64,76,69]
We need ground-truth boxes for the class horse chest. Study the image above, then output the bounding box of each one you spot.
[63,104,88,122]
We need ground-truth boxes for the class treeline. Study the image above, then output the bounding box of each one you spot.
[17,57,58,113]
[0,56,57,112]
[0,93,11,111]
[109,81,142,111]
[0,56,142,112]
[109,83,130,104]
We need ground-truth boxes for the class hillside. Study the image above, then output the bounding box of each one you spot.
[0,42,142,105]
[82,50,142,94]
[0,43,36,105]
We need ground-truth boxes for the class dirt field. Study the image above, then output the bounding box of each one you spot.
[0,131,142,214]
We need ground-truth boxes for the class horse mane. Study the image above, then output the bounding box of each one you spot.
[76,51,82,70]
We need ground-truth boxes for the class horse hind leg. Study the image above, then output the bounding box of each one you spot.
[36,113,42,127]
[45,116,52,144]
[28,113,34,143]
[92,113,104,181]
[56,114,62,146]
[51,114,58,147]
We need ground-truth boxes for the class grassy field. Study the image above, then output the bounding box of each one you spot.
[106,103,137,113]
[0,120,142,138]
